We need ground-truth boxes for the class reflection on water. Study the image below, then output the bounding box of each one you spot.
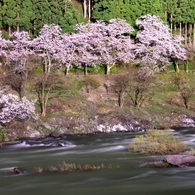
[1,129,195,195]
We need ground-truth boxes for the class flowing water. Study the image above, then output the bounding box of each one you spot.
[1,129,195,195]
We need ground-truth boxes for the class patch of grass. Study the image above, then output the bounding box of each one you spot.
[79,76,101,93]
[130,129,186,155]
[151,121,161,126]
[0,129,7,141]
[149,104,164,115]
[32,67,44,75]
[168,63,195,71]
[35,161,119,174]
[110,66,123,74]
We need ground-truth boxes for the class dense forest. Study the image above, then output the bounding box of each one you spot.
[0,0,85,36]
[0,0,195,46]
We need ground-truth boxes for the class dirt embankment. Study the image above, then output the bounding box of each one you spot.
[1,73,195,141]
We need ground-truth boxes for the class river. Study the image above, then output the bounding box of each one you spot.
[1,129,195,195]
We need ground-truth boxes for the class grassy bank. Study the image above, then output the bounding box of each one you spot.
[1,65,195,140]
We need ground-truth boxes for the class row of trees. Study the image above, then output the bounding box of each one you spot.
[0,0,84,36]
[0,15,187,118]
[79,0,195,47]
[1,0,195,45]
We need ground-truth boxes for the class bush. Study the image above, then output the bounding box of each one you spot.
[130,130,185,155]
[0,90,37,124]
[173,73,195,109]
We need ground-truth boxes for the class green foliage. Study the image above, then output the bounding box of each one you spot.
[0,129,7,141]
[2,32,9,40]
[130,130,186,155]
[0,0,85,36]
[32,67,44,75]
[93,0,164,26]
[110,66,123,74]
[64,76,82,98]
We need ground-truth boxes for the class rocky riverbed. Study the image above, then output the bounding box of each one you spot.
[1,113,195,141]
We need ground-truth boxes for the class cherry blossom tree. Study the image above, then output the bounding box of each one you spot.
[5,31,33,98]
[0,90,37,124]
[31,24,63,117]
[54,32,98,76]
[53,33,75,75]
[134,14,187,75]
[7,31,33,68]
[100,18,135,74]
[74,19,135,75]
[71,32,99,75]
[32,24,62,78]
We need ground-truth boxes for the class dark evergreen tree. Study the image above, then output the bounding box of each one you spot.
[92,0,163,25]
[188,0,195,47]
[0,1,3,28]
[32,0,51,36]
[2,0,19,35]
[127,0,142,25]
[92,0,115,22]
[18,0,34,32]
[58,0,85,33]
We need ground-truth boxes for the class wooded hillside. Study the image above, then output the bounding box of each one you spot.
[0,0,195,47]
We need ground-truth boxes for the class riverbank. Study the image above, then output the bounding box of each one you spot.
[1,72,195,141]
[1,110,195,142]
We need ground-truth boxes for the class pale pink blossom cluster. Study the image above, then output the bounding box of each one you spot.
[0,90,37,124]
[134,15,187,74]
[0,15,187,77]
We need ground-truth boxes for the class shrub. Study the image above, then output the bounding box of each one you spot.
[113,74,130,107]
[0,90,37,124]
[128,73,154,107]
[130,130,185,155]
[173,73,195,109]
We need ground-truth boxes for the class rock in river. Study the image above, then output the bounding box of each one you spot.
[13,167,25,174]
[163,155,195,167]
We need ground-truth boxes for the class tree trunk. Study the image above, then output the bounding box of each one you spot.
[184,61,189,73]
[16,4,20,32]
[40,87,49,117]
[105,63,115,75]
[170,14,173,34]
[188,23,192,47]
[88,0,91,22]
[83,0,87,18]
[105,64,111,75]
[36,78,50,118]
[164,11,167,21]
[118,91,125,107]
[174,61,179,73]
[65,66,70,76]
[84,64,88,75]
[8,26,11,37]
[17,14,20,32]
[184,98,189,110]
[174,23,177,33]
[193,24,195,48]
[184,23,187,45]
[41,106,47,117]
